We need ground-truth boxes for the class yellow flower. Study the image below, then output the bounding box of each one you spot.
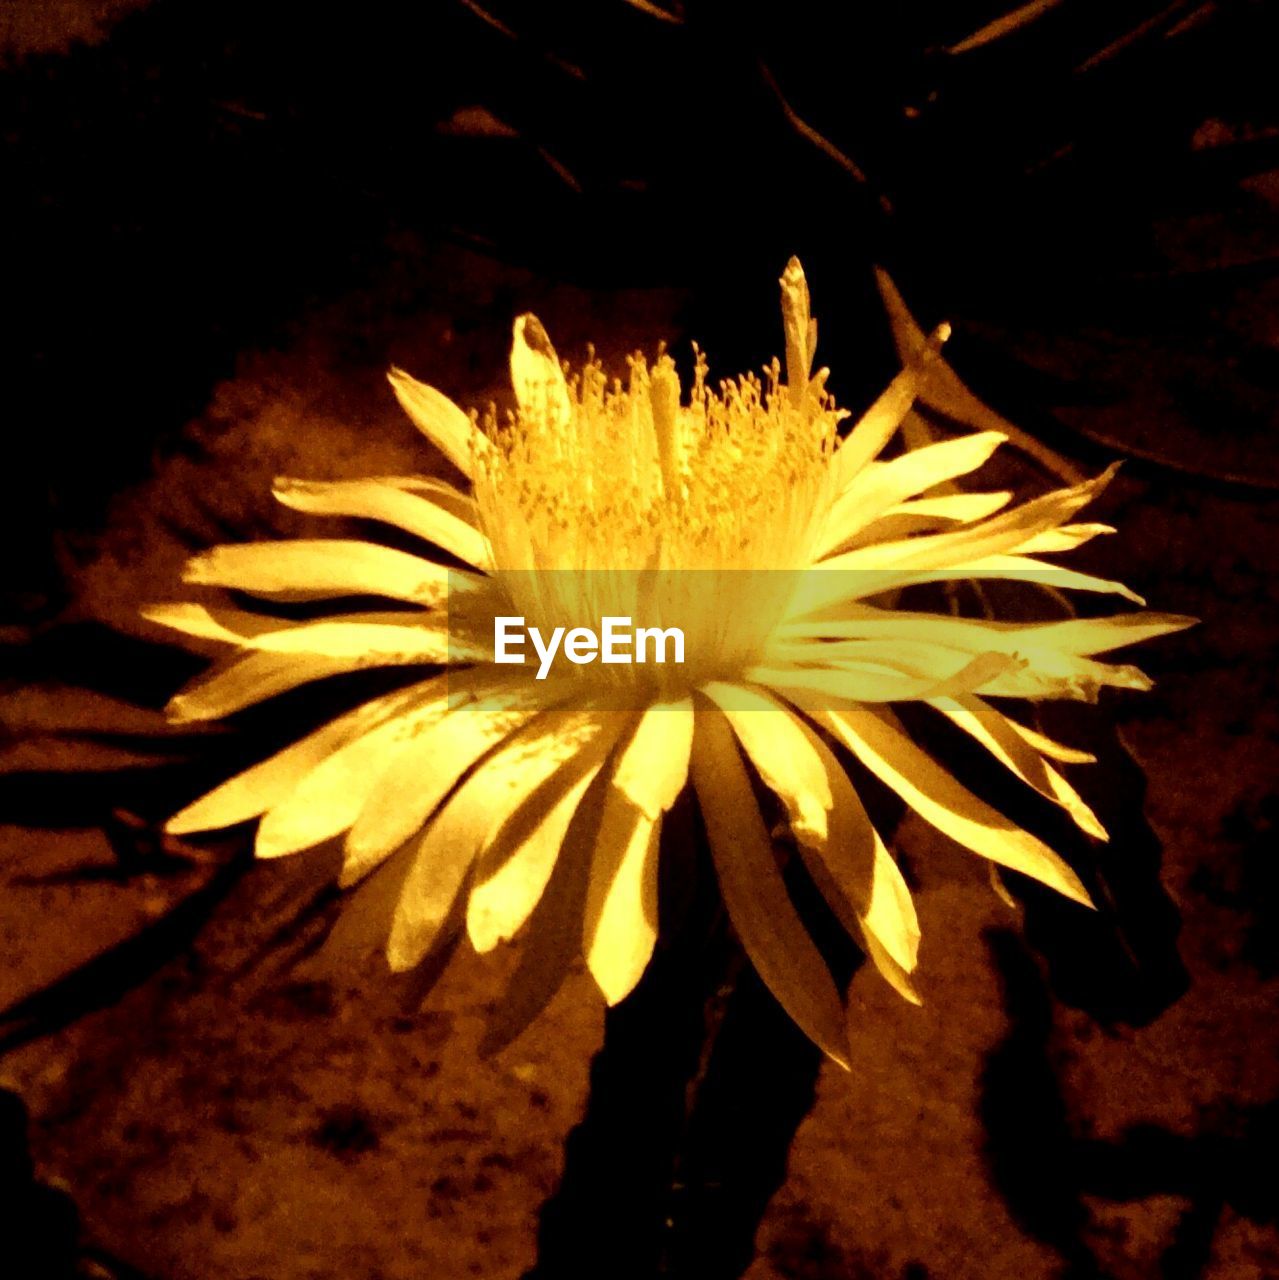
[147,259,1190,1067]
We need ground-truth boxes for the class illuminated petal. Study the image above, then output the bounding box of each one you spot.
[815,701,1093,906]
[342,679,568,883]
[891,491,1013,522]
[241,616,458,662]
[165,677,447,834]
[1003,716,1096,764]
[609,697,694,819]
[389,709,616,970]
[826,466,1119,575]
[778,606,1193,657]
[468,753,611,955]
[144,602,465,664]
[690,705,851,1069]
[166,651,367,722]
[583,699,695,1002]
[703,682,831,844]
[1018,522,1114,554]
[253,693,458,859]
[584,806,660,1005]
[510,314,571,427]
[466,711,624,952]
[479,772,608,1056]
[143,602,286,648]
[843,492,1014,547]
[387,366,487,478]
[829,329,948,492]
[748,662,935,705]
[791,553,1146,617]
[184,539,456,605]
[273,475,493,570]
[750,649,1023,705]
[929,695,1107,840]
[367,474,480,524]
[710,683,920,975]
[819,430,1007,556]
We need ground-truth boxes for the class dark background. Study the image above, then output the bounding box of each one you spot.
[2,2,1278,1277]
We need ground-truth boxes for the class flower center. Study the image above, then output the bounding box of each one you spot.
[469,349,844,690]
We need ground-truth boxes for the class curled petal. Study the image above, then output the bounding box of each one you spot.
[387,367,488,478]
[511,314,572,427]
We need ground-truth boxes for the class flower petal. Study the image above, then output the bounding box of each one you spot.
[609,697,694,819]
[702,682,831,845]
[478,770,611,1056]
[254,691,461,859]
[711,684,920,975]
[828,327,949,493]
[510,314,571,427]
[690,704,851,1069]
[813,701,1093,907]
[387,366,487,478]
[165,651,368,722]
[582,699,694,1004]
[928,694,1107,840]
[819,430,1007,556]
[463,711,626,952]
[389,709,616,971]
[824,466,1119,575]
[273,475,492,570]
[165,677,446,834]
[184,539,457,605]
[583,805,660,1006]
[341,678,569,883]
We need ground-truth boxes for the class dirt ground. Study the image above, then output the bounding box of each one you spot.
[4,4,1279,1278]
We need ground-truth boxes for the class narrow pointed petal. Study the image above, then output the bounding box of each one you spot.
[703,682,832,844]
[389,710,616,971]
[463,711,624,952]
[142,603,286,648]
[584,806,660,1005]
[715,684,920,974]
[929,695,1107,840]
[273,475,493,570]
[829,325,949,492]
[184,539,457,605]
[143,603,465,665]
[165,677,446,834]
[826,466,1119,575]
[815,701,1093,907]
[165,651,366,722]
[609,697,694,819]
[819,430,1007,556]
[583,699,694,1002]
[387,366,487,478]
[1003,717,1096,764]
[478,770,611,1056]
[253,694,458,859]
[891,491,1013,523]
[690,706,852,1069]
[341,681,572,884]
[239,616,459,663]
